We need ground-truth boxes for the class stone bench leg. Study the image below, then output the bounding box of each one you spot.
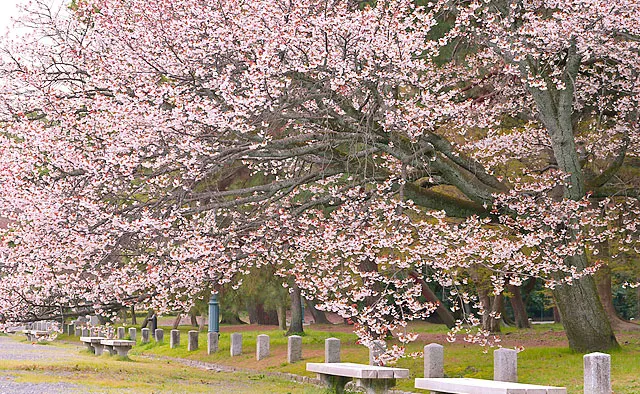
[355,378,396,394]
[94,343,105,356]
[84,343,95,353]
[104,345,116,356]
[114,346,131,357]
[317,374,351,394]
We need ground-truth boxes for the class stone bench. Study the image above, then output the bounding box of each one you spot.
[307,362,409,394]
[101,339,135,357]
[22,330,49,341]
[80,336,106,354]
[415,378,567,394]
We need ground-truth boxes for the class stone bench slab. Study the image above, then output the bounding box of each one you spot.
[307,362,409,379]
[101,340,135,346]
[80,336,105,343]
[415,378,567,394]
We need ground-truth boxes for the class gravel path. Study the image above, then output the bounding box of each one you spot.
[0,336,87,393]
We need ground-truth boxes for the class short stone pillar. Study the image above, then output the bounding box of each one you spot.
[74,327,82,337]
[141,328,150,343]
[424,343,444,378]
[117,327,125,339]
[67,324,75,336]
[82,327,90,337]
[91,327,100,337]
[207,332,218,354]
[188,330,199,351]
[129,327,137,343]
[170,330,180,348]
[154,328,164,343]
[584,352,611,394]
[288,335,302,363]
[230,333,242,356]
[256,334,269,361]
[369,340,387,365]
[494,348,518,382]
[325,337,341,363]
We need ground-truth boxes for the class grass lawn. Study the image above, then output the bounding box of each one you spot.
[56,321,640,393]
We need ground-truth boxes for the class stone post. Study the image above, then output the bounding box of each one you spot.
[170,329,180,348]
[82,327,89,337]
[288,335,302,363]
[494,348,518,382]
[325,338,341,363]
[256,334,270,361]
[67,324,74,336]
[230,333,242,356]
[129,327,137,343]
[141,328,150,343]
[74,327,81,337]
[424,343,444,378]
[207,332,219,354]
[154,328,164,343]
[584,352,611,394]
[91,327,100,337]
[188,330,199,351]
[369,340,387,366]
[117,327,125,339]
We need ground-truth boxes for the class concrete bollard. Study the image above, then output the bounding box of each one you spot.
[141,328,150,343]
[424,343,444,378]
[230,333,242,356]
[82,328,90,337]
[325,338,341,363]
[584,352,611,394]
[129,327,137,343]
[207,332,219,354]
[170,330,180,348]
[67,324,74,336]
[117,327,125,339]
[369,340,387,366]
[188,330,199,351]
[74,327,81,337]
[494,348,518,382]
[256,334,269,361]
[154,328,164,343]
[288,335,302,363]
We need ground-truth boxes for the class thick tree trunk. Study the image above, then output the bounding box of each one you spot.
[220,310,245,325]
[595,265,640,331]
[287,283,304,335]
[479,290,502,333]
[255,304,279,325]
[507,284,531,329]
[246,302,258,324]
[306,299,331,325]
[409,271,456,328]
[141,309,154,329]
[553,306,561,323]
[190,312,199,328]
[276,304,287,330]
[130,305,137,325]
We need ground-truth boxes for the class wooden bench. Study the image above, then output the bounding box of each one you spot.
[307,362,409,394]
[100,339,135,357]
[415,378,567,394]
[80,336,106,354]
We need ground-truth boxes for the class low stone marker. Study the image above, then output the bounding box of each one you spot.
[91,327,100,337]
[207,332,218,354]
[325,337,341,363]
[494,348,517,382]
[230,333,242,356]
[256,334,269,361]
[188,330,198,351]
[129,327,137,343]
[154,328,164,343]
[369,340,387,366]
[67,324,75,336]
[288,335,302,363]
[584,352,611,394]
[170,330,180,348]
[424,343,444,378]
[117,327,125,340]
[141,328,150,343]
[75,327,82,336]
[82,328,90,337]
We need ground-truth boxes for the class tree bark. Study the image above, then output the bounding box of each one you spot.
[409,271,456,328]
[141,309,154,329]
[276,304,287,330]
[595,265,640,331]
[479,289,502,333]
[287,283,304,335]
[172,314,181,329]
[306,299,331,325]
[507,284,531,329]
[246,302,258,324]
[190,311,199,328]
[130,305,137,325]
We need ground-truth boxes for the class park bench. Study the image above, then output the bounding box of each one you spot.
[415,377,567,394]
[100,339,135,357]
[22,330,49,341]
[307,362,409,394]
[80,336,106,354]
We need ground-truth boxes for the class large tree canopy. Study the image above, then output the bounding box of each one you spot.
[0,0,638,353]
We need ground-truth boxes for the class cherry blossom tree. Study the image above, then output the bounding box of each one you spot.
[0,0,637,354]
